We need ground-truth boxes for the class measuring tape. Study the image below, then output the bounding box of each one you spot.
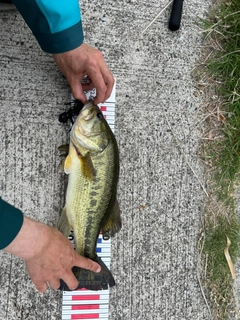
[61,82,116,320]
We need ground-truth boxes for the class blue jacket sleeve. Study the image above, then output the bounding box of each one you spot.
[11,0,84,54]
[0,198,24,250]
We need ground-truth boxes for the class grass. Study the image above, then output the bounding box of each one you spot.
[197,0,240,318]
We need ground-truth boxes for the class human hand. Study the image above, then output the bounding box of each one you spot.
[3,216,101,292]
[52,43,114,105]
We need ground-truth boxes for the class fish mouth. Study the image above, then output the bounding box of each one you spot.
[81,101,96,117]
[82,100,95,110]
[80,101,99,124]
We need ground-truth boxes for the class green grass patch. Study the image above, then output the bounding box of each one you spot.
[199,0,240,318]
[204,215,239,282]
[203,0,240,201]
[201,211,240,318]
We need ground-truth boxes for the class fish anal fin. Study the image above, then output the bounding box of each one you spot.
[80,151,95,180]
[102,199,122,239]
[58,207,71,238]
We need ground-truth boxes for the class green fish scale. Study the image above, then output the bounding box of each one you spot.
[67,139,118,260]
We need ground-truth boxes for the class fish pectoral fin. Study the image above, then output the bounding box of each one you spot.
[64,154,72,174]
[58,144,69,154]
[102,199,122,240]
[80,151,96,179]
[58,207,71,237]
[58,144,70,173]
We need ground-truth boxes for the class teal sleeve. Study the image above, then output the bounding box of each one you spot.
[11,0,84,54]
[0,198,24,250]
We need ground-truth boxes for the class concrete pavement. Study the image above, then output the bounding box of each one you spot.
[0,1,213,319]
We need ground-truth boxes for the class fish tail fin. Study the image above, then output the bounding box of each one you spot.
[58,207,71,238]
[58,256,115,291]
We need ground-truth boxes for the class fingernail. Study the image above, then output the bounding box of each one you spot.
[96,266,101,273]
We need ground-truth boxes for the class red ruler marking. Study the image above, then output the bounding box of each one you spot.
[71,314,100,319]
[72,295,100,301]
[72,305,100,310]
[100,106,107,111]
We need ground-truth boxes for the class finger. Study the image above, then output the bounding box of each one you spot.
[99,67,115,103]
[61,272,79,291]
[74,254,101,273]
[70,79,87,103]
[32,278,48,293]
[81,82,96,92]
[87,70,107,104]
[47,278,61,291]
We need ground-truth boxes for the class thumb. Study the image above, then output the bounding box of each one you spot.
[74,253,101,273]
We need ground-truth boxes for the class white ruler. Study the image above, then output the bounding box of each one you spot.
[62,82,116,320]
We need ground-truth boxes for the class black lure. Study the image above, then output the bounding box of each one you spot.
[58,99,84,125]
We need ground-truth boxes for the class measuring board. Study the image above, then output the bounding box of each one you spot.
[62,81,116,320]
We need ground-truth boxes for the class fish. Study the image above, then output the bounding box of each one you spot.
[58,100,121,291]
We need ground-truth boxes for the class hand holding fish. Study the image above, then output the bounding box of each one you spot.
[3,216,101,292]
[52,43,114,105]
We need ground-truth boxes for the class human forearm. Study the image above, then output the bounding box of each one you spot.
[3,216,50,260]
[11,0,84,53]
[0,198,23,250]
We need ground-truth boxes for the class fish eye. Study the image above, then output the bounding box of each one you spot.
[97,112,103,120]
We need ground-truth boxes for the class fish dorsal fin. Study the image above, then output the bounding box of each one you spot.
[102,198,122,240]
[80,151,96,180]
[64,154,72,174]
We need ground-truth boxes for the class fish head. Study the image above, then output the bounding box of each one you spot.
[71,101,109,153]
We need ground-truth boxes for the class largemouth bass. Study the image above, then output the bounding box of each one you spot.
[58,101,121,291]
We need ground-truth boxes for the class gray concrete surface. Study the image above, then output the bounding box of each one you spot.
[0,1,213,319]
